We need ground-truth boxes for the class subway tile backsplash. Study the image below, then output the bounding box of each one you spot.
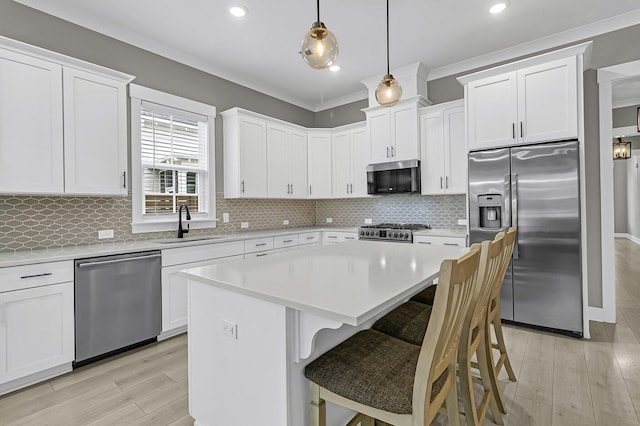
[0,193,466,253]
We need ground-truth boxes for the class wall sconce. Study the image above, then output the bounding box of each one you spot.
[613,137,631,160]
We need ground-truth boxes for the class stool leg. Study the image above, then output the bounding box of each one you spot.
[445,359,461,426]
[492,312,516,381]
[485,311,508,414]
[309,383,326,426]
[458,334,479,426]
[477,324,504,425]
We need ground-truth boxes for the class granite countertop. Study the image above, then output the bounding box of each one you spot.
[0,226,358,268]
[181,240,469,326]
[413,228,468,238]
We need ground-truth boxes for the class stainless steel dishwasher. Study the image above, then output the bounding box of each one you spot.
[74,250,162,366]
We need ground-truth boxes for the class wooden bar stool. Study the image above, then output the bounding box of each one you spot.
[484,227,517,414]
[304,247,481,426]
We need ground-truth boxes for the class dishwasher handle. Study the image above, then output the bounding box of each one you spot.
[77,253,161,269]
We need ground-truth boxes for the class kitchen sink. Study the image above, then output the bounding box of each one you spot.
[155,236,225,244]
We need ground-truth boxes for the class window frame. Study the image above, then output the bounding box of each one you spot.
[130,84,216,233]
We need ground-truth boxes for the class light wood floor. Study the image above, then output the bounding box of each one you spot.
[1,238,639,426]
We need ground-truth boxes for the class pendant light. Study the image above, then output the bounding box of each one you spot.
[300,0,338,69]
[613,137,631,160]
[375,0,402,107]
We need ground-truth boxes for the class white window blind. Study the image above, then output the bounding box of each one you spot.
[140,101,208,215]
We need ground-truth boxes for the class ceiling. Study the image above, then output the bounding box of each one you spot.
[613,76,640,109]
[12,0,640,111]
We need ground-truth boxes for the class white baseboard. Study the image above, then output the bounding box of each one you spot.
[588,306,616,323]
[615,233,640,245]
[158,325,187,341]
[0,363,72,396]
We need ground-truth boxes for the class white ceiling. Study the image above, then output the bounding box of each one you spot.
[12,0,640,111]
[613,76,640,109]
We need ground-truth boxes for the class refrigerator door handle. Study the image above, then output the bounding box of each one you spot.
[504,173,511,230]
[512,173,519,259]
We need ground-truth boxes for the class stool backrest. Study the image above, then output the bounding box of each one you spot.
[471,235,505,328]
[412,246,481,422]
[490,227,517,302]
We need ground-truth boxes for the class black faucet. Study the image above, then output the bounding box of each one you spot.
[177,204,191,238]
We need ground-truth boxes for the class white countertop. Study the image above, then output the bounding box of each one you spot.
[0,227,358,268]
[180,240,469,326]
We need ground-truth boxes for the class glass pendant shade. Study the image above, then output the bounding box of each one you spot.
[300,22,338,69]
[375,74,402,107]
[613,137,631,160]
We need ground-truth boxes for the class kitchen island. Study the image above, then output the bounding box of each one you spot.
[181,240,468,426]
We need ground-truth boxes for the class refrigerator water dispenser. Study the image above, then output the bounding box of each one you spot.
[478,194,502,228]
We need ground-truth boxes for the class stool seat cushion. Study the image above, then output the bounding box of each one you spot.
[372,301,433,346]
[304,330,419,414]
[410,285,437,305]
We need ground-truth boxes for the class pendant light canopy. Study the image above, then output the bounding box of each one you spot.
[375,0,402,107]
[300,0,338,69]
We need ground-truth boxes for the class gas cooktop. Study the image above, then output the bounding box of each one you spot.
[358,223,431,243]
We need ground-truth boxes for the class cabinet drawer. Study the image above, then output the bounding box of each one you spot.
[244,250,272,259]
[323,232,358,243]
[244,238,274,254]
[298,232,320,245]
[413,236,467,247]
[162,241,244,267]
[0,261,73,293]
[273,234,299,249]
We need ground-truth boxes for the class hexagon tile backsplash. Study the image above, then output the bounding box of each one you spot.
[0,193,466,253]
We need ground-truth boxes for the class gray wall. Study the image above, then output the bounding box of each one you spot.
[613,105,640,128]
[614,161,628,233]
[627,151,640,239]
[0,1,315,193]
[313,99,367,128]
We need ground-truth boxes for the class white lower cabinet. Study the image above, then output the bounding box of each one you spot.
[413,235,467,247]
[0,261,74,395]
[161,241,244,338]
[323,231,358,244]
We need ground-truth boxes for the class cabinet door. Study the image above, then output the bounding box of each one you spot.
[350,127,370,197]
[467,72,518,150]
[63,68,127,195]
[0,282,74,385]
[288,129,308,198]
[517,57,578,144]
[266,123,289,197]
[0,49,64,194]
[332,132,351,197]
[391,103,419,161]
[238,116,267,197]
[307,132,332,198]
[420,111,446,195]
[444,106,467,194]
[161,255,243,335]
[367,109,390,163]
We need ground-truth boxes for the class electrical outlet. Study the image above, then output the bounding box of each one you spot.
[221,319,237,339]
[98,230,114,239]
[458,219,468,226]
[283,219,289,225]
[364,218,373,224]
[241,222,249,229]
[223,212,230,223]
[326,217,333,223]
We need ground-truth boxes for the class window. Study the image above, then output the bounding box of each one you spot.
[130,85,216,233]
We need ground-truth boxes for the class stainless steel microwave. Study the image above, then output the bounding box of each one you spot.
[366,160,421,195]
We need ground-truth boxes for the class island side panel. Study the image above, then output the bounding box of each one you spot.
[188,280,288,426]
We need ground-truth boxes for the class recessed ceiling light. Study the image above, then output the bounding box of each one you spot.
[229,5,247,18]
[489,1,509,14]
[330,65,340,72]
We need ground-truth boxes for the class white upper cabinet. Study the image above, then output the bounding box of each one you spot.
[223,110,268,198]
[461,45,588,151]
[420,101,467,195]
[307,131,332,198]
[0,42,133,196]
[63,68,128,195]
[366,99,426,164]
[332,124,369,197]
[0,49,64,194]
[267,123,308,198]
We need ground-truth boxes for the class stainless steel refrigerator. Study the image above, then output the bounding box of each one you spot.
[468,140,582,335]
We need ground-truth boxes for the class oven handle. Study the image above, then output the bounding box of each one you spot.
[77,253,161,269]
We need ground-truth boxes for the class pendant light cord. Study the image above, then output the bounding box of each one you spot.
[317,0,320,23]
[386,0,390,76]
